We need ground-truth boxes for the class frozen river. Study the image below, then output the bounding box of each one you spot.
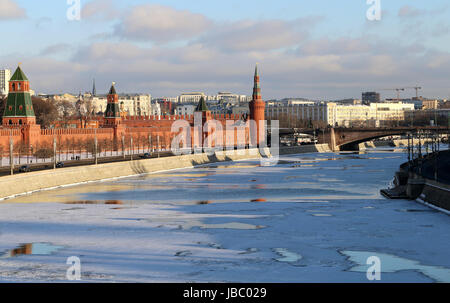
[0,149,449,282]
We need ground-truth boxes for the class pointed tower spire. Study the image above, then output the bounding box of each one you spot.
[252,63,261,101]
[92,78,96,96]
[249,64,265,146]
[195,96,209,112]
[105,81,121,125]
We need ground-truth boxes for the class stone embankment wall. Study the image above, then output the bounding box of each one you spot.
[417,179,450,214]
[0,148,269,200]
[279,144,331,155]
[359,138,435,150]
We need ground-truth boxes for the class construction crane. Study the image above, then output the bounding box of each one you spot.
[380,88,405,101]
[405,86,422,99]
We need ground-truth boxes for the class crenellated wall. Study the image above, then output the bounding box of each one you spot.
[0,114,252,152]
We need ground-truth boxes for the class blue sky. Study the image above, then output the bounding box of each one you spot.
[1,0,449,99]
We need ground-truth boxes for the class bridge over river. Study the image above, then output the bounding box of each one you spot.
[274,126,450,151]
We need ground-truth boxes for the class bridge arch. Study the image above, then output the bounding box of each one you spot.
[339,132,409,151]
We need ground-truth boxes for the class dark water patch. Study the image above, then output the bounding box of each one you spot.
[239,248,259,255]
[175,250,193,257]
[80,187,365,204]
[64,200,123,205]
[62,207,85,211]
[396,209,437,213]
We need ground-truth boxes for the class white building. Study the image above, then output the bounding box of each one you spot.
[90,94,159,116]
[179,92,206,103]
[266,102,415,127]
[0,69,11,95]
[177,92,251,104]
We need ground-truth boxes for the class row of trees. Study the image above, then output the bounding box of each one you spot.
[0,134,168,166]
[0,96,97,128]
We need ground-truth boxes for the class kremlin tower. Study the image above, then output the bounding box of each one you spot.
[104,82,125,142]
[2,65,36,126]
[249,64,266,146]
[104,82,121,126]
[193,96,212,150]
[2,65,41,145]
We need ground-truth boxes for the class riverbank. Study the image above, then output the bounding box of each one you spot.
[0,148,270,201]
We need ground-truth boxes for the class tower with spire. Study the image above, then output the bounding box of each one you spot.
[104,82,125,147]
[193,96,212,150]
[92,78,96,97]
[2,65,36,126]
[249,64,266,145]
[104,82,121,125]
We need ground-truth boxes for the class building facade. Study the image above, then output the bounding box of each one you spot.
[0,69,11,96]
[174,104,196,116]
[266,101,415,127]
[90,94,157,116]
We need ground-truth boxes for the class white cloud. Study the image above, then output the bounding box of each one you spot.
[398,5,424,18]
[198,18,318,52]
[0,0,25,19]
[81,0,120,20]
[39,43,71,56]
[114,4,212,42]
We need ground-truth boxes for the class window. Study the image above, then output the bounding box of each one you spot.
[19,119,22,125]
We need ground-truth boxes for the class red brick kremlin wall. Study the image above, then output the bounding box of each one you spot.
[0,65,262,153]
[0,114,250,152]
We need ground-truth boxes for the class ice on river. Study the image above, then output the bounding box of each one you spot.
[0,150,449,282]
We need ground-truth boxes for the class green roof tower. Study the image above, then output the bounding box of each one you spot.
[2,65,36,126]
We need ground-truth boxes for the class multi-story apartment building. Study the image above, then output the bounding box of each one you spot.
[422,99,439,110]
[0,69,11,95]
[266,101,415,127]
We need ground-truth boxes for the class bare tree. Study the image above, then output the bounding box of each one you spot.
[32,97,59,128]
